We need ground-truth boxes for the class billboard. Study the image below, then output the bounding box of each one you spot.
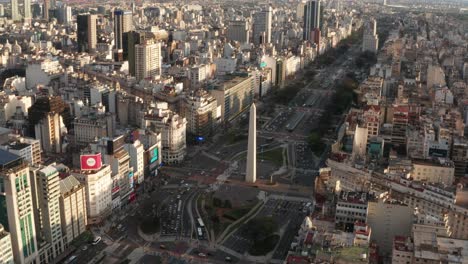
[80,154,102,171]
[150,148,159,164]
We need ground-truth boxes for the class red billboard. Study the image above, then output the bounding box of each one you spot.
[80,154,102,171]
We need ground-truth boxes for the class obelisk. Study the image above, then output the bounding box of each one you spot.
[246,103,256,183]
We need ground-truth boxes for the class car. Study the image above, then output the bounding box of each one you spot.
[81,245,88,251]
[198,253,207,257]
[225,256,232,262]
[92,236,101,245]
[159,244,167,249]
[64,255,77,264]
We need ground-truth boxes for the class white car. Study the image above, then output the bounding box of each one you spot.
[92,236,101,245]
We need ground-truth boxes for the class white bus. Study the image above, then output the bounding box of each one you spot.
[197,218,205,228]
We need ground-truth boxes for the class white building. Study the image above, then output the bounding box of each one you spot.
[59,175,87,246]
[335,191,369,226]
[143,102,187,164]
[0,224,14,264]
[32,165,65,261]
[135,40,162,81]
[124,140,145,184]
[72,164,112,224]
[0,136,42,165]
[412,158,455,186]
[25,60,65,89]
[0,94,32,126]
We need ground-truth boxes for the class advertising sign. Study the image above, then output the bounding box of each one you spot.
[80,153,102,171]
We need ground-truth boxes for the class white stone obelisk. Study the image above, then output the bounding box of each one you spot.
[246,103,257,183]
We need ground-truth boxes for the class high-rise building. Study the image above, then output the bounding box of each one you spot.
[124,140,145,184]
[58,4,72,25]
[0,224,14,264]
[114,10,133,50]
[227,20,249,43]
[71,164,112,224]
[182,89,218,139]
[0,150,38,264]
[11,0,31,21]
[124,31,146,75]
[59,175,87,246]
[90,136,134,209]
[31,166,64,261]
[367,198,413,256]
[43,0,49,20]
[135,40,161,81]
[143,103,187,164]
[362,18,379,53]
[77,14,97,53]
[0,135,42,165]
[303,0,321,41]
[252,6,272,45]
[28,96,70,154]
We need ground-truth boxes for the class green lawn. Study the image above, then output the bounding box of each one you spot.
[238,147,284,166]
[259,148,284,166]
[223,207,253,221]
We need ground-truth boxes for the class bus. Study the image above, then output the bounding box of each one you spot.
[197,218,205,228]
[177,200,182,212]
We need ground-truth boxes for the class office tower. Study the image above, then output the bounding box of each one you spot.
[227,20,249,43]
[124,31,145,75]
[71,164,112,224]
[296,1,306,20]
[135,40,161,81]
[246,103,257,183]
[362,18,379,53]
[11,0,31,21]
[77,14,97,53]
[59,176,87,245]
[252,6,272,45]
[43,0,49,20]
[0,150,38,264]
[303,0,321,41]
[31,166,64,260]
[28,96,70,154]
[114,10,133,50]
[58,4,72,25]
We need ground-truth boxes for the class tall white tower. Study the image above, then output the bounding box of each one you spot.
[246,103,257,183]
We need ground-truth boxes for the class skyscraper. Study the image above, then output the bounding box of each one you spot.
[135,40,161,81]
[11,0,32,21]
[303,0,321,41]
[252,6,272,45]
[31,166,64,260]
[43,0,49,20]
[227,20,249,43]
[0,150,38,264]
[77,14,97,53]
[114,10,133,50]
[362,18,379,53]
[124,31,145,75]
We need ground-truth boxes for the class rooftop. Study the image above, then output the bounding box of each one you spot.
[0,149,23,170]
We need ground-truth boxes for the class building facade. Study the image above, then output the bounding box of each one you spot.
[59,175,87,245]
